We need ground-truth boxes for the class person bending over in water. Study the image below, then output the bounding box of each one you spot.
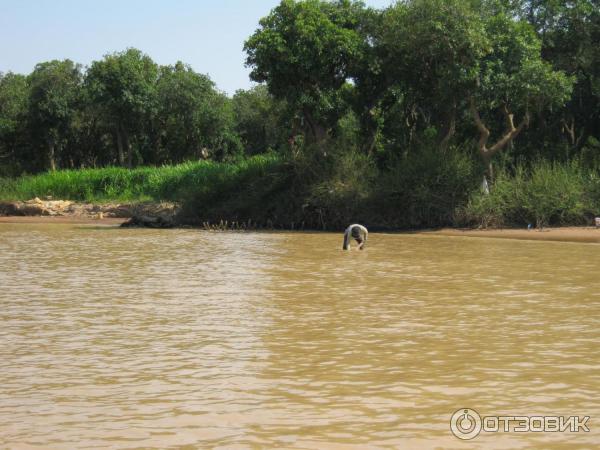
[343,224,368,250]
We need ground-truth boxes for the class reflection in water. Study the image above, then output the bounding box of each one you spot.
[1,224,599,449]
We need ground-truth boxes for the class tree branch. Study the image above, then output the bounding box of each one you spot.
[501,104,516,131]
[438,101,456,151]
[574,126,590,152]
[561,117,576,146]
[469,97,490,156]
[471,98,530,165]
[488,111,530,156]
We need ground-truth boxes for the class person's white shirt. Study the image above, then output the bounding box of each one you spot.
[343,224,368,250]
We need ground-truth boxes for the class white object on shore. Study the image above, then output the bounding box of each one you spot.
[481,176,490,195]
[595,217,600,228]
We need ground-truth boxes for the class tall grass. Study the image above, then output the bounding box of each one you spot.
[459,160,600,228]
[281,143,479,230]
[3,149,599,230]
[0,155,282,203]
[368,145,478,228]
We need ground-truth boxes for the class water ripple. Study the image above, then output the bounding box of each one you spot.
[1,225,599,448]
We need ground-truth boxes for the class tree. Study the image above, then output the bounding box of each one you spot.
[379,0,488,151]
[232,85,289,155]
[85,48,158,167]
[470,12,573,178]
[528,0,600,151]
[244,0,365,147]
[375,1,572,177]
[204,96,244,162]
[343,4,390,154]
[27,60,82,171]
[474,0,598,157]
[65,84,114,169]
[0,72,29,174]
[153,62,241,163]
[154,62,214,163]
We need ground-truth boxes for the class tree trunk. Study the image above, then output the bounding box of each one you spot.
[302,108,327,145]
[47,137,56,171]
[482,153,493,182]
[470,98,529,182]
[438,110,456,151]
[562,117,576,146]
[360,106,381,155]
[406,104,418,148]
[288,118,301,157]
[364,131,377,155]
[574,126,591,153]
[116,127,125,166]
[125,131,132,169]
[438,100,457,151]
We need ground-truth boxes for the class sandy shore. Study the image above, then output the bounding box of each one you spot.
[422,227,600,244]
[2,216,600,243]
[0,216,127,225]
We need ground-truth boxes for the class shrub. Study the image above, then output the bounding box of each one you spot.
[373,145,478,228]
[306,148,376,229]
[0,156,283,204]
[522,161,585,227]
[461,160,590,228]
[583,172,600,218]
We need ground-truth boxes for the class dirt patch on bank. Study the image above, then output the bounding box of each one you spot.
[0,216,127,225]
[422,227,600,244]
[0,197,178,221]
[3,199,600,241]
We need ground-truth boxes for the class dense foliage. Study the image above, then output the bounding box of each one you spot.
[1,0,599,228]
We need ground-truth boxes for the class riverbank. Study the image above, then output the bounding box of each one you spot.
[0,197,178,220]
[0,215,127,225]
[3,155,600,231]
[2,212,600,244]
[422,226,600,244]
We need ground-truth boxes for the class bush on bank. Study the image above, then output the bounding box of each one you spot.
[459,160,600,228]
[0,155,281,203]
[2,149,600,230]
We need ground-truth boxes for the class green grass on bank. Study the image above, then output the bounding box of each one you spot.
[459,160,600,228]
[1,150,600,230]
[0,154,282,203]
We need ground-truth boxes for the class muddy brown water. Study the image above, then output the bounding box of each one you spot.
[1,223,599,449]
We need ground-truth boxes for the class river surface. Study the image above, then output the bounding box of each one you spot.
[1,223,599,449]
